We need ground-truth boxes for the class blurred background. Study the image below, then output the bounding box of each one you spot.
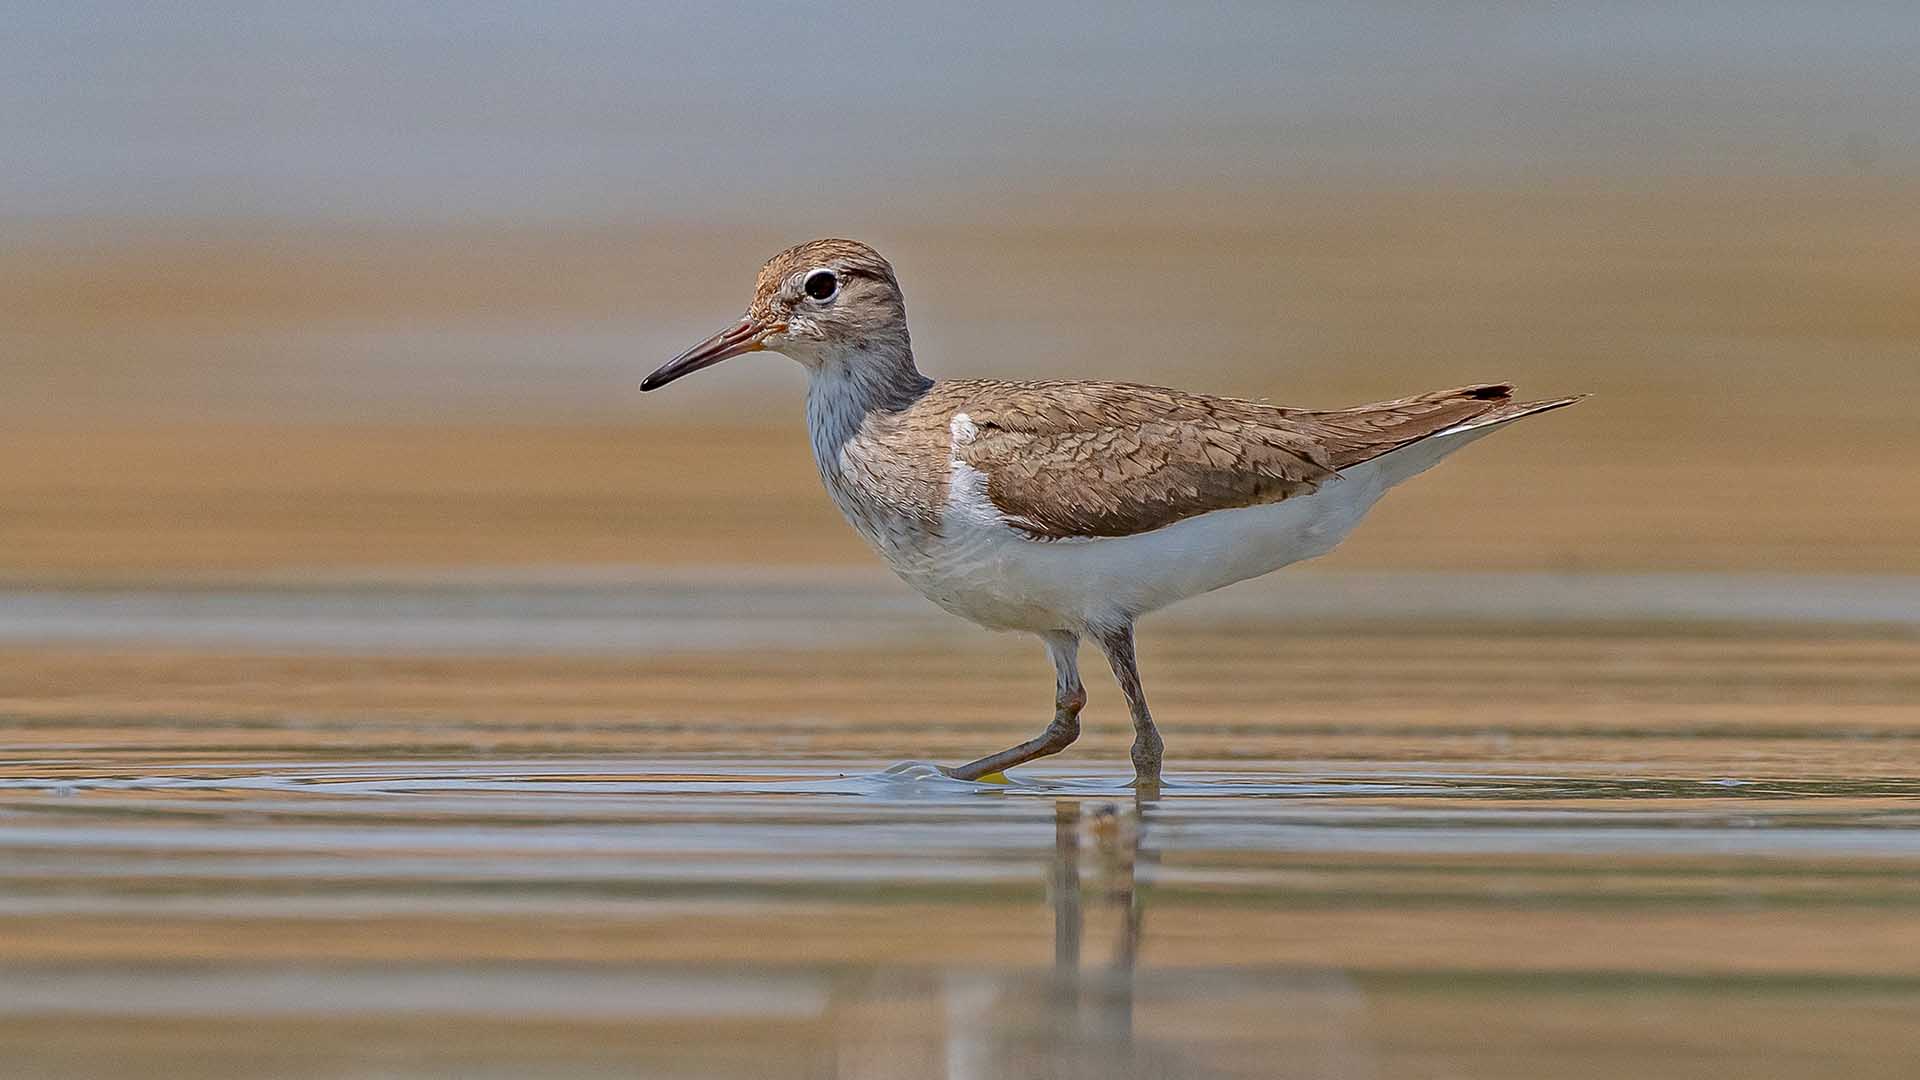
[7,7,1920,1079]
[7,1,1918,579]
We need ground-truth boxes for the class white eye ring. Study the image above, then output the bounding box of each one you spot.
[802,268,839,302]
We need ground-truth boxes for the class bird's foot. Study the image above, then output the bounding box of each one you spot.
[937,762,1012,784]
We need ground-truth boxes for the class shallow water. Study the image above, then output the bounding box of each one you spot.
[4,579,1920,1078]
[5,757,1920,1078]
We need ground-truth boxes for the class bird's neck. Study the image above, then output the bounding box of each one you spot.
[804,346,934,471]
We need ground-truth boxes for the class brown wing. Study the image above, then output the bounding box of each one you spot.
[952,380,1528,540]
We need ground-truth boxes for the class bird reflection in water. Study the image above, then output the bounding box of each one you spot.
[832,794,1192,1080]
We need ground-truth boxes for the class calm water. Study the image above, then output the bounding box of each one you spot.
[4,577,1919,1077]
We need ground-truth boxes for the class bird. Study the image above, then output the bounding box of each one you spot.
[642,238,1579,788]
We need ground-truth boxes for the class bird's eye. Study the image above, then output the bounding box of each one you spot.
[803,269,839,302]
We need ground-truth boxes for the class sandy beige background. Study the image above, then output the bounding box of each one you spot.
[8,181,1918,581]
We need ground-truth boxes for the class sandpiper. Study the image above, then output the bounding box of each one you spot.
[643,239,1579,787]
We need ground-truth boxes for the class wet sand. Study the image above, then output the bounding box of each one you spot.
[4,581,1920,767]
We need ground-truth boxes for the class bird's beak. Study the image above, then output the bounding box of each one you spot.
[641,316,778,391]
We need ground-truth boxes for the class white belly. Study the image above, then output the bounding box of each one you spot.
[881,420,1505,633]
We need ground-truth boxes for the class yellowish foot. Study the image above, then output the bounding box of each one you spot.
[973,770,1012,785]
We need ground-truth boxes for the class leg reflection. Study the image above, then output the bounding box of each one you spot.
[1048,794,1155,1066]
[831,795,1164,1080]
[1053,800,1083,974]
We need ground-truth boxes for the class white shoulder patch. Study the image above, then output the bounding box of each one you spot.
[949,411,978,446]
[943,411,1006,534]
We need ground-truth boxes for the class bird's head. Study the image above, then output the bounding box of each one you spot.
[642,238,912,391]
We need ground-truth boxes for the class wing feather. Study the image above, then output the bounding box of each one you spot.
[949,380,1524,540]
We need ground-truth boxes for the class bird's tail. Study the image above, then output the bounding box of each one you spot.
[1362,390,1586,489]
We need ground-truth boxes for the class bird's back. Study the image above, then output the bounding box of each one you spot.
[927,378,1573,542]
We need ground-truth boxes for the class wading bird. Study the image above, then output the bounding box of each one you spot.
[643,239,1578,788]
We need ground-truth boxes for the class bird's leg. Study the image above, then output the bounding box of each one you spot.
[1098,624,1163,789]
[945,631,1084,781]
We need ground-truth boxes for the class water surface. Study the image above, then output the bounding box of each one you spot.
[3,579,1918,1077]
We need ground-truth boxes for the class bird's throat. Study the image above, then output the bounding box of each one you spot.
[803,347,933,470]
